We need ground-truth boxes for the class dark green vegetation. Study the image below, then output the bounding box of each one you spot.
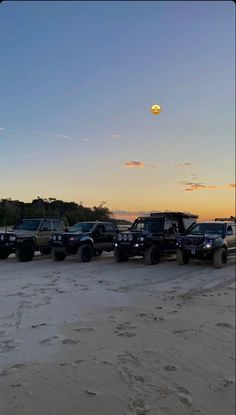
[0,197,112,226]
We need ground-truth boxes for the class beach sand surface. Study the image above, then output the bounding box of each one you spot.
[0,253,235,415]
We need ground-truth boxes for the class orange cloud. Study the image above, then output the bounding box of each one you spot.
[175,162,192,168]
[124,161,158,168]
[124,161,145,168]
[180,182,236,192]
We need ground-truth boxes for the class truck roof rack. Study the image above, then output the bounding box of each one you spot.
[149,211,198,219]
[215,216,236,222]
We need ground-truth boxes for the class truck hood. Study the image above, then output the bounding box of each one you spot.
[5,229,39,238]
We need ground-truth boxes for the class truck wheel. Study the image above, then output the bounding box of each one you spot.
[15,244,34,262]
[77,244,93,262]
[0,249,9,259]
[40,248,51,256]
[114,247,129,262]
[213,248,227,268]
[51,250,66,261]
[94,249,103,257]
[176,249,189,265]
[144,245,160,265]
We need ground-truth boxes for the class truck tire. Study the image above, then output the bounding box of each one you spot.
[213,247,227,268]
[51,250,66,261]
[40,248,51,256]
[176,249,189,265]
[77,244,93,262]
[15,243,34,262]
[114,247,129,262]
[144,245,160,265]
[0,249,9,259]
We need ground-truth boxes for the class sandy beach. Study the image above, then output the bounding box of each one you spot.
[0,253,235,415]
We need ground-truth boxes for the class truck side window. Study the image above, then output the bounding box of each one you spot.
[226,226,233,235]
[104,223,115,232]
[40,220,51,231]
[52,220,64,232]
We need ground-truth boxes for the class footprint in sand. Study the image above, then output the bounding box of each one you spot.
[0,339,19,353]
[176,386,194,409]
[9,363,26,370]
[172,329,189,334]
[115,322,137,337]
[61,339,80,345]
[72,328,94,333]
[136,312,155,320]
[178,393,193,408]
[165,365,178,372]
[117,331,136,337]
[128,397,149,415]
[216,322,233,329]
[39,336,59,345]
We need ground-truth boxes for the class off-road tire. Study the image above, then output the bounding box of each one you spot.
[213,247,227,268]
[0,249,9,259]
[176,249,189,265]
[77,244,93,263]
[144,245,161,265]
[51,250,66,261]
[40,248,51,256]
[15,243,35,262]
[114,247,129,262]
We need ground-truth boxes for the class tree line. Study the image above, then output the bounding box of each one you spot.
[0,197,132,227]
[0,197,113,226]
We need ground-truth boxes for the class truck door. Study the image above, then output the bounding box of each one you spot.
[226,224,236,254]
[163,218,181,252]
[92,224,107,250]
[38,219,52,248]
[103,222,117,250]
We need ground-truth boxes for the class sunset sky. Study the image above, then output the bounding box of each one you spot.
[0,1,235,221]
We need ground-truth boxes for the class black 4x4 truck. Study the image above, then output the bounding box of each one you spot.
[51,221,118,262]
[176,219,236,268]
[0,217,68,262]
[114,212,198,265]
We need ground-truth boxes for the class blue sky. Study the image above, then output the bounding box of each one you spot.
[0,1,235,219]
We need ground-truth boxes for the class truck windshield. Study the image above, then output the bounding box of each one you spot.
[188,223,225,236]
[69,222,95,233]
[13,219,41,231]
[131,218,164,232]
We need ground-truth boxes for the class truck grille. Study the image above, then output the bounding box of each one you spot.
[184,238,203,247]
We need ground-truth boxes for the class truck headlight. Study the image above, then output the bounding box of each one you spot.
[138,236,144,242]
[117,234,123,242]
[52,235,57,241]
[58,235,62,241]
[128,234,133,242]
[9,235,16,242]
[122,234,128,241]
[204,239,213,248]
[0,235,4,241]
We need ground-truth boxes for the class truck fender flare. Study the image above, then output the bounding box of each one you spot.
[80,236,94,245]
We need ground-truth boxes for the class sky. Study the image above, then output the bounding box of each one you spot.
[0,1,235,221]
